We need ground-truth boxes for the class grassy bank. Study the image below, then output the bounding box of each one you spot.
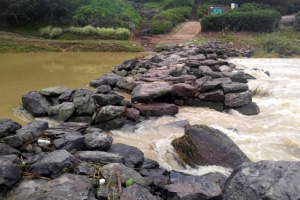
[0,33,144,53]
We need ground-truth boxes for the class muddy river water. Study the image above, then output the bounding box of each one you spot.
[0,53,299,175]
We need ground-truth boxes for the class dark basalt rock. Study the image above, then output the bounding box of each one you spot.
[93,105,125,124]
[224,91,252,107]
[22,91,50,117]
[84,131,113,151]
[223,161,300,200]
[2,134,23,148]
[234,102,260,116]
[28,173,97,200]
[90,73,122,87]
[107,143,144,167]
[29,149,75,176]
[134,103,178,116]
[75,151,124,164]
[74,96,96,116]
[121,184,157,200]
[184,98,224,111]
[16,120,48,143]
[222,83,249,94]
[222,72,248,83]
[92,93,124,106]
[198,89,225,103]
[96,116,126,131]
[0,143,20,156]
[40,86,69,96]
[94,85,111,94]
[47,102,75,122]
[172,124,250,169]
[0,118,22,139]
[172,83,198,98]
[53,133,85,151]
[0,157,22,187]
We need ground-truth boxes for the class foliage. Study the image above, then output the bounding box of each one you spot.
[150,7,192,34]
[64,26,131,40]
[72,0,143,28]
[163,0,193,9]
[201,10,282,33]
[233,3,273,12]
[40,26,63,39]
[197,4,209,19]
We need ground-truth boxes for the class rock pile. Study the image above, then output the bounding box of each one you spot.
[1,118,300,200]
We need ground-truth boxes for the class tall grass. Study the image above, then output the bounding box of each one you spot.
[39,26,62,39]
[64,26,130,40]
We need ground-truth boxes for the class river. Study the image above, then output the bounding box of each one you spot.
[0,53,300,176]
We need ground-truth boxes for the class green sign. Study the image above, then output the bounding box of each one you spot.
[209,6,228,15]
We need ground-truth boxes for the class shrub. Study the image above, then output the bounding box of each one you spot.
[201,10,281,33]
[115,28,131,40]
[39,26,62,39]
[197,4,208,19]
[295,11,300,31]
[150,7,191,34]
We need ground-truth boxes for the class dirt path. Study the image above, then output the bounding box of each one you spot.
[136,21,201,51]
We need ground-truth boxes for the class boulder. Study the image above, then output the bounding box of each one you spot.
[94,105,125,123]
[125,108,140,122]
[58,89,73,103]
[69,88,93,101]
[53,133,85,151]
[0,143,20,156]
[171,83,198,98]
[16,120,48,143]
[67,116,92,125]
[199,80,222,92]
[75,162,96,175]
[95,85,111,94]
[0,118,22,139]
[28,174,97,200]
[0,157,22,187]
[2,134,23,148]
[134,103,178,116]
[202,71,223,78]
[223,161,300,200]
[224,91,252,108]
[222,83,249,94]
[97,185,119,200]
[140,158,160,170]
[101,163,146,186]
[114,59,139,71]
[198,90,225,102]
[172,124,250,168]
[75,151,124,164]
[107,143,144,167]
[84,132,113,151]
[22,91,50,117]
[234,102,260,115]
[96,117,126,131]
[74,96,96,116]
[43,122,88,139]
[90,73,122,88]
[47,102,75,122]
[29,149,75,176]
[40,86,69,96]
[121,184,157,200]
[3,178,47,200]
[116,77,143,91]
[131,82,172,103]
[92,93,124,106]
[222,72,248,83]
[184,98,224,112]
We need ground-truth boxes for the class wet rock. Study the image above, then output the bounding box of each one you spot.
[95,85,111,94]
[224,91,252,107]
[4,178,48,200]
[199,90,225,102]
[234,102,260,115]
[92,93,124,106]
[90,73,122,88]
[131,82,172,103]
[53,133,85,151]
[0,157,22,187]
[58,89,73,103]
[0,118,22,139]
[193,76,213,88]
[2,135,23,148]
[121,184,157,200]
[48,102,75,122]
[222,72,248,83]
[97,117,126,131]
[29,149,75,176]
[125,108,140,122]
[101,163,146,186]
[223,161,300,200]
[75,151,124,164]
[172,124,250,168]
[97,185,119,200]
[0,143,20,156]
[28,173,97,200]
[171,83,198,98]
[185,98,224,111]
[163,182,222,200]
[116,77,143,91]
[141,158,160,170]
[94,105,125,123]
[134,103,178,116]
[114,59,139,71]
[199,80,222,92]
[222,83,249,94]
[163,120,190,129]
[25,154,44,165]
[40,86,69,96]
[69,88,93,101]
[22,91,50,117]
[0,154,21,165]
[74,96,96,116]
[67,116,92,125]
[75,162,96,175]
[43,122,88,139]
[84,132,113,151]
[202,71,224,78]
[108,143,144,167]
[16,120,48,143]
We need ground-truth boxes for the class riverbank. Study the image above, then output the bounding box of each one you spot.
[0,32,144,53]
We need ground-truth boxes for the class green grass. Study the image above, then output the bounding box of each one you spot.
[143,1,165,9]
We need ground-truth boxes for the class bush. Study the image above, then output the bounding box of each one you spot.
[234,3,273,12]
[163,0,193,9]
[201,10,281,33]
[39,26,62,39]
[64,26,130,40]
[150,7,191,34]
[295,11,300,31]
[197,4,208,19]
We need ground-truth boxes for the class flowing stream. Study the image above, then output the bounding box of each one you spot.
[1,53,300,176]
